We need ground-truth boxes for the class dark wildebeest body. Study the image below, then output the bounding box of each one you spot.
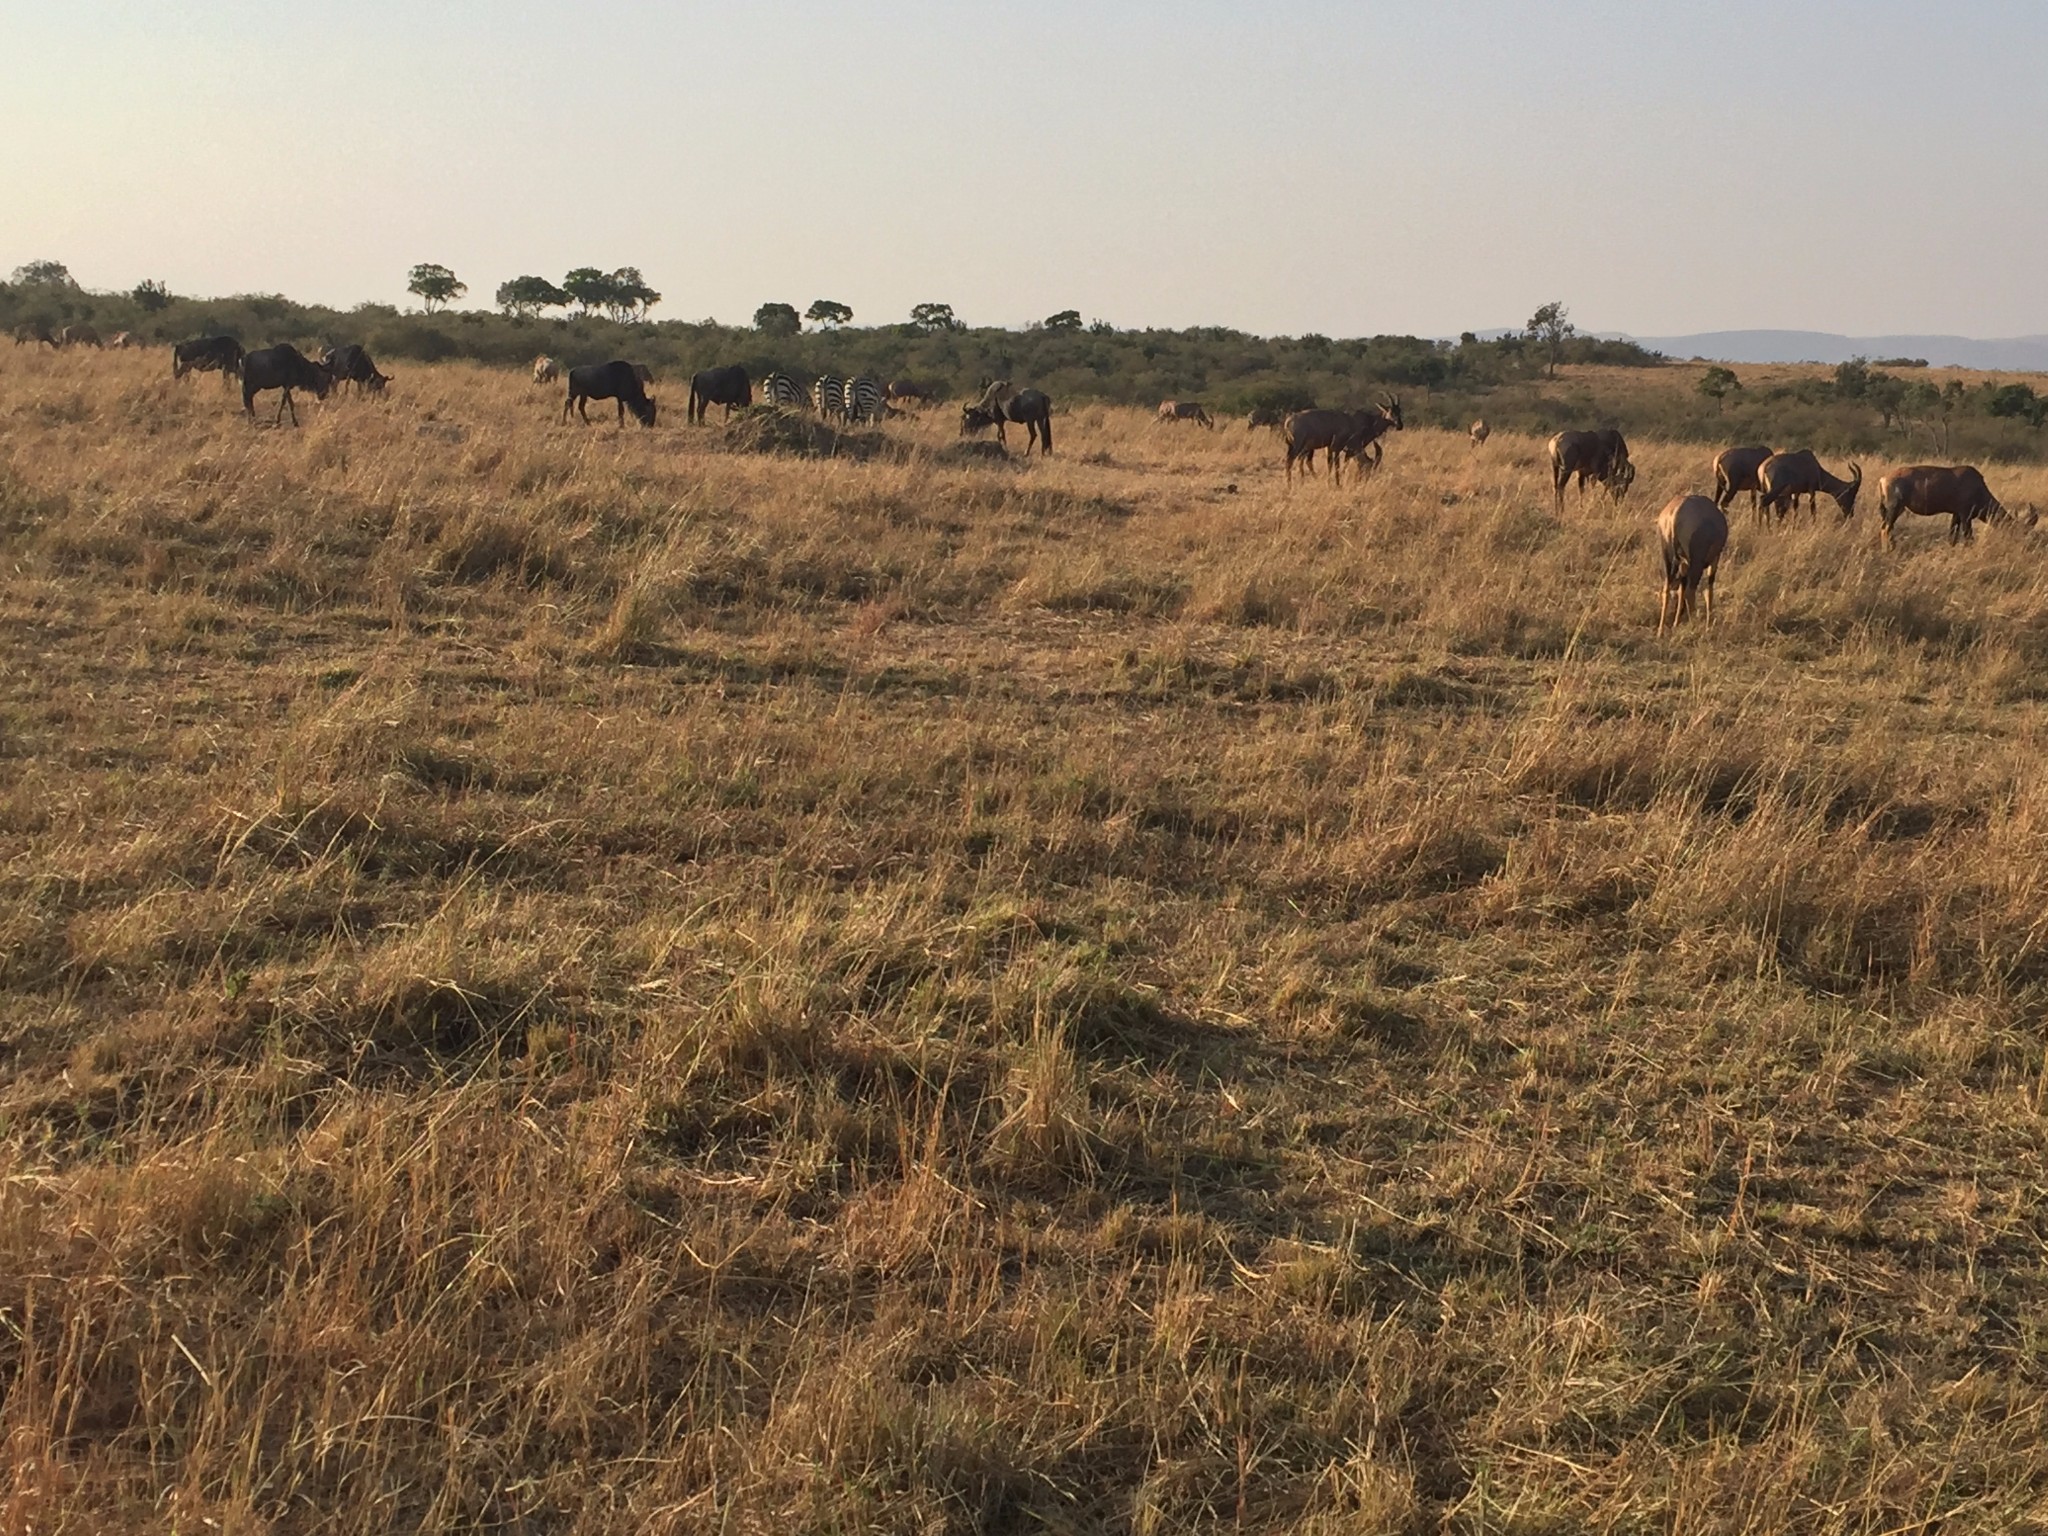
[1657,495,1729,634]
[959,405,1003,437]
[320,344,391,396]
[1712,444,1776,518]
[1876,465,2007,548]
[1002,389,1054,455]
[1158,400,1214,429]
[1757,450,1860,523]
[688,364,752,423]
[13,323,57,348]
[886,379,934,408]
[56,324,102,349]
[1548,429,1634,512]
[174,336,244,383]
[242,344,332,425]
[564,360,657,427]
[1246,406,1291,431]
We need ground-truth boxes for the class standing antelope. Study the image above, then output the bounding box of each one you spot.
[1469,419,1489,447]
[1657,495,1728,634]
[1711,445,1775,518]
[1157,400,1214,428]
[1756,451,1860,522]
[1548,429,1634,513]
[1875,465,2007,548]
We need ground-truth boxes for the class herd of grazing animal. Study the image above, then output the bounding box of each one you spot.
[17,335,2034,625]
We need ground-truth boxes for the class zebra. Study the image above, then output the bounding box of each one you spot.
[844,376,885,425]
[812,374,847,422]
[760,371,806,409]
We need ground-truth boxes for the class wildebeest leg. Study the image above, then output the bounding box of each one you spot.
[243,383,257,417]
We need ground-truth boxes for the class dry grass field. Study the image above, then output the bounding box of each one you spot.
[7,348,2048,1534]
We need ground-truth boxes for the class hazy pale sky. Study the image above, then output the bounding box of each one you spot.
[5,1,2045,338]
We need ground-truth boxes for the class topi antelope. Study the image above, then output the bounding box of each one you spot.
[1876,465,2007,549]
[1657,494,1728,634]
[1711,444,1775,519]
[1757,451,1860,522]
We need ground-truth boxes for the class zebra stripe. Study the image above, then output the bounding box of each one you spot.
[760,372,805,409]
[844,376,885,425]
[812,374,847,421]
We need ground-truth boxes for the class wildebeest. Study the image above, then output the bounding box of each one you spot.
[760,372,806,409]
[320,344,391,396]
[1757,450,1860,522]
[173,335,244,382]
[1876,465,2007,548]
[563,360,657,427]
[1001,389,1054,455]
[1283,398,1402,485]
[959,404,1003,437]
[1469,419,1490,447]
[886,379,934,408]
[633,363,655,388]
[1657,494,1728,634]
[241,343,332,425]
[688,363,752,423]
[12,323,56,348]
[532,355,559,385]
[1246,406,1290,431]
[1158,400,1214,429]
[56,324,102,349]
[1711,444,1776,517]
[844,376,886,425]
[1547,428,1634,512]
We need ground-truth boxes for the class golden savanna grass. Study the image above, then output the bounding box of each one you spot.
[7,347,2048,1534]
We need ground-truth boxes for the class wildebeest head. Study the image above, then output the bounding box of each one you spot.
[960,405,1001,437]
[630,393,656,427]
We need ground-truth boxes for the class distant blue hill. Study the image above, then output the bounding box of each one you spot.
[1619,330,2048,371]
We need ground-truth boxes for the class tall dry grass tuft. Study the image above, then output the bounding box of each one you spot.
[6,347,2048,1532]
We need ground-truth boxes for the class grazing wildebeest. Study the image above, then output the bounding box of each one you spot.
[173,335,244,383]
[241,343,332,425]
[959,404,1003,437]
[1876,465,2008,549]
[1712,444,1776,518]
[886,379,933,408]
[1757,451,1860,523]
[844,377,886,425]
[760,372,806,409]
[13,323,56,348]
[57,324,103,349]
[1469,419,1490,447]
[1547,429,1634,512]
[320,344,391,396]
[688,363,752,423]
[973,380,1012,417]
[1657,494,1729,634]
[532,355,559,385]
[1158,400,1214,429]
[1006,389,1054,455]
[813,375,848,422]
[1283,398,1401,485]
[633,363,655,388]
[563,360,657,427]
[1246,406,1290,431]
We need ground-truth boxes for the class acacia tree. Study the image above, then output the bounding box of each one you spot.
[607,267,661,322]
[407,263,466,311]
[1526,301,1574,377]
[805,299,852,328]
[131,279,173,313]
[1043,309,1082,330]
[495,276,571,318]
[910,302,961,332]
[754,302,801,336]
[1696,366,1740,411]
[11,260,73,287]
[561,268,615,315]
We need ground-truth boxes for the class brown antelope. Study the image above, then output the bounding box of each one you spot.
[1657,495,1728,634]
[1711,444,1775,518]
[1157,400,1214,428]
[1757,451,1860,522]
[1876,465,2008,548]
[1548,429,1634,513]
[1469,419,1490,447]
[1283,397,1401,485]
[532,355,559,385]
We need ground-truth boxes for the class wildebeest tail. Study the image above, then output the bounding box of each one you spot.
[1041,413,1052,456]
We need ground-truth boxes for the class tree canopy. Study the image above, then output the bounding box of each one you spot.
[406,264,466,312]
[805,300,853,328]
[754,302,802,337]
[495,276,571,318]
[1526,301,1574,378]
[11,260,73,287]
[911,302,961,333]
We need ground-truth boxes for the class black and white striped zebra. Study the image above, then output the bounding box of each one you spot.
[760,371,806,409]
[843,376,885,425]
[812,374,847,422]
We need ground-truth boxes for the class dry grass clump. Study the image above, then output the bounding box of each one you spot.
[6,347,2048,1532]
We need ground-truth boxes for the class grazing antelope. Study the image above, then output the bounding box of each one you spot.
[1469,419,1489,447]
[1657,494,1728,634]
[532,355,559,385]
[885,379,934,407]
[1283,397,1401,485]
[1548,429,1634,513]
[1876,465,2007,549]
[12,323,56,348]
[563,360,656,427]
[241,344,332,426]
[1712,444,1776,518]
[1157,400,1214,428]
[1757,451,1860,523]
[173,335,243,382]
[688,364,751,423]
[56,324,102,349]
